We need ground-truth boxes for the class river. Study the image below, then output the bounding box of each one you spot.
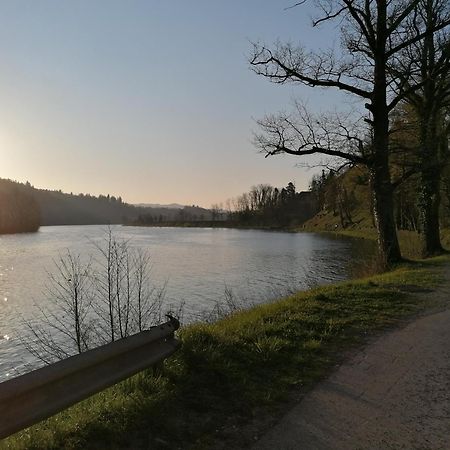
[0,225,370,381]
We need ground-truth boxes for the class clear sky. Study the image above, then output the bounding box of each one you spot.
[0,0,342,207]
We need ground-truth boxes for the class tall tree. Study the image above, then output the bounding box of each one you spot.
[391,0,450,255]
[250,0,450,263]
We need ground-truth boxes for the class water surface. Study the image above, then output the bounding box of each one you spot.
[0,225,366,380]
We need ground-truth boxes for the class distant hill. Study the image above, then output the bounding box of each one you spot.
[0,177,317,232]
[33,189,140,226]
[132,204,215,225]
[33,187,215,226]
[134,203,185,209]
[0,178,218,231]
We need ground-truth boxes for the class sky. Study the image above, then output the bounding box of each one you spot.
[0,0,346,207]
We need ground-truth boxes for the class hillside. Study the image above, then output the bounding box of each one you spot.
[302,166,450,254]
[33,189,138,225]
[305,164,450,234]
[304,166,373,232]
[0,178,216,230]
[35,189,215,226]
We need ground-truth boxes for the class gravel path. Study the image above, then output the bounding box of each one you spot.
[253,266,450,450]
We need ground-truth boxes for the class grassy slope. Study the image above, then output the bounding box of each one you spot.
[308,228,450,261]
[3,256,448,450]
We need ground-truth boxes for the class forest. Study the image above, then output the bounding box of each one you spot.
[134,182,318,228]
[224,182,317,227]
[0,178,213,232]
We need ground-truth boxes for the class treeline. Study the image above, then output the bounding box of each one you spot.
[226,182,317,227]
[133,205,215,225]
[34,188,136,225]
[0,178,208,232]
[0,179,40,233]
[37,190,214,227]
[134,182,318,228]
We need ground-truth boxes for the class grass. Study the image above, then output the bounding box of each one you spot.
[3,255,448,450]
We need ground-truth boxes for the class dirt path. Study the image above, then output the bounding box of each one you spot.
[253,265,450,450]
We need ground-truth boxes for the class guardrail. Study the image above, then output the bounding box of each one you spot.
[0,316,180,440]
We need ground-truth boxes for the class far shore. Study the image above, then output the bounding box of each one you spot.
[125,220,300,231]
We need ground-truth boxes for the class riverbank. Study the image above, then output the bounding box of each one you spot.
[300,224,450,260]
[3,255,448,449]
[127,220,297,231]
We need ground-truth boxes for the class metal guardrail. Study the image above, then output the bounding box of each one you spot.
[0,316,180,440]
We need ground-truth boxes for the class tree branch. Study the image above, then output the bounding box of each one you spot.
[265,144,365,164]
[250,45,372,98]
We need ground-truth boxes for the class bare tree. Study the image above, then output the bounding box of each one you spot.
[250,0,450,263]
[92,230,166,343]
[391,0,450,255]
[132,247,165,332]
[22,252,94,364]
[22,230,166,364]
[93,227,117,342]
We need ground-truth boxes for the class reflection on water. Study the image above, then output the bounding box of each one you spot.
[0,225,371,380]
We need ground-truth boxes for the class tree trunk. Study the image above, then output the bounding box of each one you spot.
[370,1,402,264]
[418,119,443,256]
[418,172,442,256]
[370,167,402,263]
[415,3,444,257]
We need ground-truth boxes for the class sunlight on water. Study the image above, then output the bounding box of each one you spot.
[0,225,370,381]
